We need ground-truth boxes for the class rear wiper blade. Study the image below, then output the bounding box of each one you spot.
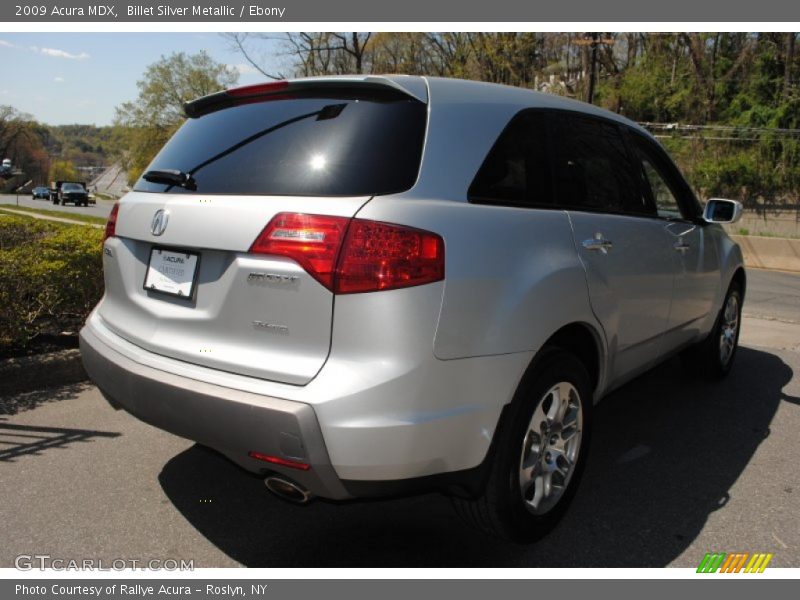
[143,169,197,190]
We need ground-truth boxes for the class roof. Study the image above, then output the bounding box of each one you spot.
[284,74,648,134]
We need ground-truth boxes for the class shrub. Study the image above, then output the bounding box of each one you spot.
[0,215,103,352]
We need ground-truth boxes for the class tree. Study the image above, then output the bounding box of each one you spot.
[49,159,78,182]
[114,51,238,184]
[0,106,50,185]
[223,32,800,207]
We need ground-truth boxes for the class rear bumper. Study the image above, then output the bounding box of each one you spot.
[79,322,351,500]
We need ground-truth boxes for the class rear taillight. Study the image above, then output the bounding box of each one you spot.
[249,213,445,294]
[249,213,349,290]
[103,202,119,244]
[335,220,445,294]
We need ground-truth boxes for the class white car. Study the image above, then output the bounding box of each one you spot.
[80,76,745,541]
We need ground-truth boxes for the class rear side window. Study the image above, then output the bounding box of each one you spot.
[552,114,650,216]
[134,95,427,197]
[468,111,554,207]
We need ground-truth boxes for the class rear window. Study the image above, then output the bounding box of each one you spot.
[134,95,427,197]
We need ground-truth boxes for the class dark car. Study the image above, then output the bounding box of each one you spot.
[56,182,89,206]
[32,186,50,199]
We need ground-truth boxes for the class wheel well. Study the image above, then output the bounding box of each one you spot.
[542,323,601,393]
[731,267,746,301]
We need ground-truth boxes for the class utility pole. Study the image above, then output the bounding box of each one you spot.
[574,33,615,104]
[587,32,599,104]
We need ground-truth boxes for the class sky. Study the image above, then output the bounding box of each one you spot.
[0,33,284,125]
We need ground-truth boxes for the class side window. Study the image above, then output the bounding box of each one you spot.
[552,114,651,215]
[641,158,682,219]
[633,135,691,220]
[468,111,554,207]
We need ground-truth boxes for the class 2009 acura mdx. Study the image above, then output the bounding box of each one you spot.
[80,75,745,541]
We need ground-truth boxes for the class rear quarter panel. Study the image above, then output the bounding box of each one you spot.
[357,198,604,368]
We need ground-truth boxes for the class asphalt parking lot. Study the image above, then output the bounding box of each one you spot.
[1,270,798,568]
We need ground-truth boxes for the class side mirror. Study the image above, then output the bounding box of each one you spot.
[703,198,743,224]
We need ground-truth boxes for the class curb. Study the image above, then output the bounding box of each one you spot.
[0,348,88,398]
[730,234,800,273]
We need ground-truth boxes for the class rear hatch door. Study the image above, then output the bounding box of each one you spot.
[98,79,427,385]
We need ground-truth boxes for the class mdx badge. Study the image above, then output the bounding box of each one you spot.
[248,273,299,284]
[151,209,169,236]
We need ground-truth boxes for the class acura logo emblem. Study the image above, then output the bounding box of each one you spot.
[151,209,169,236]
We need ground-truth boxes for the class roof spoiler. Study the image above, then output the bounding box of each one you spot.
[183,76,427,119]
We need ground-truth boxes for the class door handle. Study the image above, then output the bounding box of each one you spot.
[673,240,691,252]
[582,236,613,254]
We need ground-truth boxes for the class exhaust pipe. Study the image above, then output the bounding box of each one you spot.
[264,475,313,504]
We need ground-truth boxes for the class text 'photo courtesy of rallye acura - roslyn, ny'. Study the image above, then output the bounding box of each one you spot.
[80,75,746,542]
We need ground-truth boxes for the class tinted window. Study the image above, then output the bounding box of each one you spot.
[63,183,84,191]
[134,95,427,197]
[468,111,553,207]
[553,114,648,215]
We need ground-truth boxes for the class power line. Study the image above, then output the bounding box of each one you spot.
[641,122,800,135]
[642,122,800,141]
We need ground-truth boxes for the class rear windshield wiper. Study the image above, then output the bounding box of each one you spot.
[142,169,197,191]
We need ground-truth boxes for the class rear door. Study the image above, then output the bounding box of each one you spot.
[551,113,676,384]
[99,84,427,385]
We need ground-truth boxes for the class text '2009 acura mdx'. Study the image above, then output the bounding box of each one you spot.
[80,75,745,541]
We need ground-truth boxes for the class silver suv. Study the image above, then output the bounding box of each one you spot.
[80,76,745,541]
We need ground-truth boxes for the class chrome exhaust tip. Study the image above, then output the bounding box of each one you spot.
[264,475,313,504]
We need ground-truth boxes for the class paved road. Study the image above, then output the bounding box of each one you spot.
[90,164,127,199]
[0,194,115,219]
[1,271,798,568]
[744,268,800,323]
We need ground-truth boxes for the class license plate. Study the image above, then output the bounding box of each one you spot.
[144,247,199,298]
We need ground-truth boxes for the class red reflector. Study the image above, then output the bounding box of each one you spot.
[335,220,445,294]
[248,451,311,471]
[103,202,119,244]
[249,213,445,294]
[249,213,349,290]
[227,81,289,97]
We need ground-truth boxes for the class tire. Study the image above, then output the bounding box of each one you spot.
[681,282,742,379]
[452,348,592,542]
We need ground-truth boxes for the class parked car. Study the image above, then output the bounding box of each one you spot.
[51,181,89,206]
[80,76,745,541]
[31,186,50,199]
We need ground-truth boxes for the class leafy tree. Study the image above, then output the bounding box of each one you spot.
[223,32,800,206]
[114,51,238,184]
[49,159,78,182]
[0,106,50,185]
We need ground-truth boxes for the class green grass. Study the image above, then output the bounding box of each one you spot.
[0,205,106,226]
